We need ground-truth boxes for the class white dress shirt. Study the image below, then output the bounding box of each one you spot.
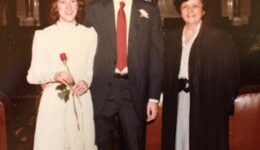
[113,0,158,103]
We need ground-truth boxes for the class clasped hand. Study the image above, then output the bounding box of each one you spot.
[54,71,88,96]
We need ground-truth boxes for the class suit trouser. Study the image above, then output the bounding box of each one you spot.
[95,77,145,150]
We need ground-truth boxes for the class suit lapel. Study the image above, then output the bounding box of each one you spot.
[175,27,184,75]
[102,0,116,52]
[128,0,140,50]
[188,23,205,80]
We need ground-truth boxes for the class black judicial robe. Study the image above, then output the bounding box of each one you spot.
[162,22,240,150]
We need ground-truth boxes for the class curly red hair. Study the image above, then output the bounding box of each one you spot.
[48,0,85,25]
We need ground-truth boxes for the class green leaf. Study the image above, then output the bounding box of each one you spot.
[56,84,67,90]
[64,91,70,102]
[56,84,70,102]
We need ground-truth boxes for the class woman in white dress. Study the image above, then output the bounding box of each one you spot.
[27,0,97,149]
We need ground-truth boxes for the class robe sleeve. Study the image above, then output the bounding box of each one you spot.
[221,33,240,115]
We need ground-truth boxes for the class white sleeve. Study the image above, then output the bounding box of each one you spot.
[79,28,97,87]
[26,30,55,84]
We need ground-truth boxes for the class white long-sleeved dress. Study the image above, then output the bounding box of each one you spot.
[27,22,97,150]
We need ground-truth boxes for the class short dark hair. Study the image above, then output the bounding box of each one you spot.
[173,0,208,14]
[48,0,85,25]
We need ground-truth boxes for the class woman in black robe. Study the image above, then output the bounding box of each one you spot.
[162,0,240,150]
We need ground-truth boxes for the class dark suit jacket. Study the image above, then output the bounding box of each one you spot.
[84,0,163,121]
[162,22,240,150]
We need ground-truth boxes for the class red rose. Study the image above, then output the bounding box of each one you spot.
[60,53,67,62]
[57,52,79,129]
[59,52,70,73]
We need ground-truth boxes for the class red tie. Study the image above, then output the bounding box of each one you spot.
[116,1,127,71]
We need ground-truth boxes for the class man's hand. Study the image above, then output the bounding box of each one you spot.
[146,100,159,122]
[71,80,89,96]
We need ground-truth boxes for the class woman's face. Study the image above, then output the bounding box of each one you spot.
[180,0,205,25]
[57,0,78,23]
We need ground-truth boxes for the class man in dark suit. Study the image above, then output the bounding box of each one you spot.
[84,0,163,149]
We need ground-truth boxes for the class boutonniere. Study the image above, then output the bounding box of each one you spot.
[139,9,149,19]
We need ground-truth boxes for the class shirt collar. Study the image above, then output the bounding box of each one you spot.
[182,21,202,47]
[114,0,132,5]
